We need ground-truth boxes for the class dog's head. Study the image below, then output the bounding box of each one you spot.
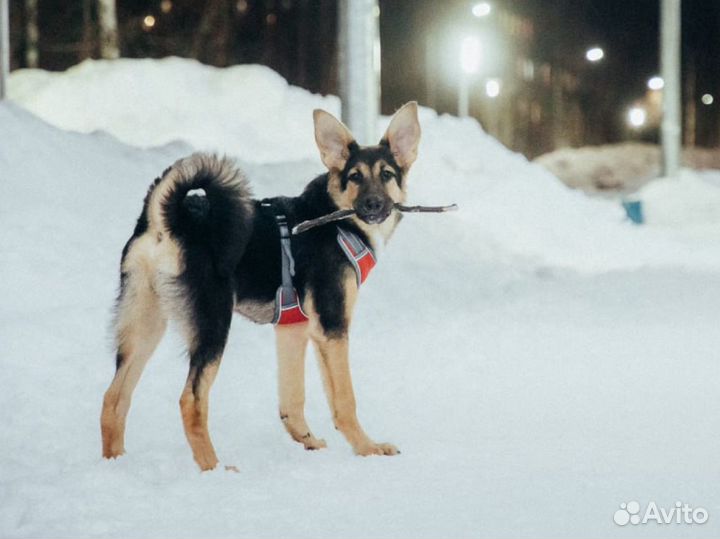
[313,102,421,226]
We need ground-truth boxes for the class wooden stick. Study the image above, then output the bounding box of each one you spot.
[291,209,355,235]
[291,203,458,235]
[395,203,459,213]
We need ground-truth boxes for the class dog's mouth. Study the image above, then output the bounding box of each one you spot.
[357,210,391,225]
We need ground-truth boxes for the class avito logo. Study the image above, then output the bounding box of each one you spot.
[613,501,709,526]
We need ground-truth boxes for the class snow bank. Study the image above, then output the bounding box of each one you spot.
[534,142,661,192]
[9,57,339,164]
[10,57,720,273]
[535,142,720,194]
[639,170,720,227]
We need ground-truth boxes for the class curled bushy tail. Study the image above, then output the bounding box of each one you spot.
[147,153,254,276]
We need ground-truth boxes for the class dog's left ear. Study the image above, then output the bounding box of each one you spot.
[313,109,356,171]
[383,101,421,170]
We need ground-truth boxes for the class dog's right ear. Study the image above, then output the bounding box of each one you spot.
[313,109,356,171]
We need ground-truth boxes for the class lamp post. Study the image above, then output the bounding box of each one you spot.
[661,0,681,178]
[458,36,481,117]
[0,0,9,100]
[339,0,381,145]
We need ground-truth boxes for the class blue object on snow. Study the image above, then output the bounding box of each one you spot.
[622,199,644,224]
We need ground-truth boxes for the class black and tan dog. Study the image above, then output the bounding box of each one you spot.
[101,102,421,471]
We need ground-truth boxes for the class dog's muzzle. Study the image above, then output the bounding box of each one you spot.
[356,195,393,224]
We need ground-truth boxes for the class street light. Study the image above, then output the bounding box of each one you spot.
[485,78,500,98]
[458,36,481,117]
[472,2,491,18]
[460,36,482,74]
[142,14,156,30]
[701,94,714,106]
[628,107,647,128]
[648,76,664,90]
[585,47,604,62]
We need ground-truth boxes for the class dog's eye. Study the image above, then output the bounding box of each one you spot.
[348,171,363,183]
[381,169,395,182]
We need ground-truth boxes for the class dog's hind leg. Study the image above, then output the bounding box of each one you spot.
[180,360,222,471]
[178,278,234,471]
[102,268,167,459]
[275,323,326,450]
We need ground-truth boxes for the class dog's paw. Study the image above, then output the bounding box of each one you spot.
[102,449,125,460]
[354,442,400,456]
[302,433,327,451]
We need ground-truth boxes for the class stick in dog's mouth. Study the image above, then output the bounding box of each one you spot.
[291,203,458,235]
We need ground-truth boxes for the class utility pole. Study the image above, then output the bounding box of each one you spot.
[661,0,682,178]
[338,0,380,144]
[458,72,469,117]
[25,0,38,67]
[0,0,9,99]
[684,58,696,148]
[98,0,120,59]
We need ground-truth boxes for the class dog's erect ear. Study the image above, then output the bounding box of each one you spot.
[313,109,356,171]
[383,101,421,169]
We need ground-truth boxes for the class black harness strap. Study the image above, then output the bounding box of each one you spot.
[261,201,307,325]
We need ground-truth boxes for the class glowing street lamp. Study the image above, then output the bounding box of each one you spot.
[460,36,482,75]
[585,47,604,62]
[142,14,156,30]
[472,2,492,18]
[628,106,647,128]
[648,76,664,90]
[458,36,482,117]
[701,93,714,106]
[485,78,500,98]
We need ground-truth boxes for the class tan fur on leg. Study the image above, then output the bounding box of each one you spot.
[305,275,399,456]
[275,323,326,450]
[101,270,167,459]
[311,337,398,456]
[180,361,221,471]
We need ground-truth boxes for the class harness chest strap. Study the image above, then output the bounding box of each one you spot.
[336,226,376,286]
[272,218,376,325]
[272,214,308,325]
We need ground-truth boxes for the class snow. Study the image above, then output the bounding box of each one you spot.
[2,58,720,538]
[8,57,339,164]
[639,170,720,227]
[534,142,720,194]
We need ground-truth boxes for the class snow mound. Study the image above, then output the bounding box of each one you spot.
[640,170,720,227]
[10,57,720,272]
[536,142,720,193]
[9,57,339,164]
[535,142,661,192]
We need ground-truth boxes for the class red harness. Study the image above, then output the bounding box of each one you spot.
[273,222,376,325]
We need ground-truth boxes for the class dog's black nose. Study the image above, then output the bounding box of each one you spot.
[361,195,384,214]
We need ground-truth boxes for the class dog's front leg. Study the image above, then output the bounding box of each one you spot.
[311,334,399,456]
[275,323,327,450]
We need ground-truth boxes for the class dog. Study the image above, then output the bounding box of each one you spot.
[100,102,421,471]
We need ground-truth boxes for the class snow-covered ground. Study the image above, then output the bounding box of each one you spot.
[1,58,719,538]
